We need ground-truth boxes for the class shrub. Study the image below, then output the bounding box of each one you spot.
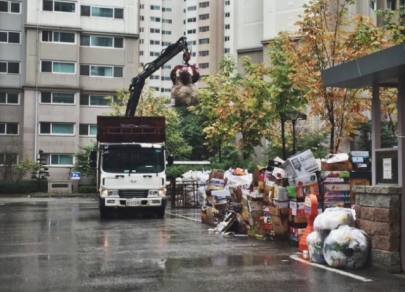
[0,180,47,194]
[78,185,97,193]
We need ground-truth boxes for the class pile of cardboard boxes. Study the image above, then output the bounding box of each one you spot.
[200,150,371,248]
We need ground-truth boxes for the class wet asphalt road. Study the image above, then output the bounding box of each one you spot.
[0,197,404,292]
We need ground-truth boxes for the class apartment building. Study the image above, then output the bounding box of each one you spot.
[0,0,138,181]
[139,0,226,96]
[0,0,400,182]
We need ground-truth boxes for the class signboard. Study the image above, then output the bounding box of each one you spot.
[70,172,81,180]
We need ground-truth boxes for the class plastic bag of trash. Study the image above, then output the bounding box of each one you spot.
[323,225,370,269]
[306,231,328,264]
[314,208,355,231]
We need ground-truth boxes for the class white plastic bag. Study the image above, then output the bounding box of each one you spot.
[306,231,327,264]
[323,225,370,269]
[314,208,355,231]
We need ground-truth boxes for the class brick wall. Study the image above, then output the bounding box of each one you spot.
[352,185,401,273]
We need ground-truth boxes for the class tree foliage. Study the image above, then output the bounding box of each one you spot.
[280,0,388,153]
[193,55,275,160]
[74,143,97,177]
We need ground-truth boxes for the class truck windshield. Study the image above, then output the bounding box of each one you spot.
[102,147,165,174]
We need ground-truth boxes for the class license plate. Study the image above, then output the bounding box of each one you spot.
[126,200,141,206]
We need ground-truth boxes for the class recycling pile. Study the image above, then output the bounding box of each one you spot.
[196,149,372,269]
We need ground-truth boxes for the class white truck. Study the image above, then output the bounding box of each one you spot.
[90,116,171,218]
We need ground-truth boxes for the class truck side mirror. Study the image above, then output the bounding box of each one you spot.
[89,150,97,168]
[167,154,174,166]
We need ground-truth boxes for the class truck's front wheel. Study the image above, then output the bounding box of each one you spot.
[99,199,108,219]
[156,207,165,218]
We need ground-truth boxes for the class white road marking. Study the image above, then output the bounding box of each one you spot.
[289,254,373,282]
[165,210,202,222]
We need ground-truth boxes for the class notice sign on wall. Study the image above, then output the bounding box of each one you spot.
[383,158,392,180]
[70,172,81,180]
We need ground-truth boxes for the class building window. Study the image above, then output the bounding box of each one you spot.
[0,122,18,135]
[162,7,172,12]
[187,40,196,46]
[41,61,75,74]
[225,48,230,53]
[150,28,160,33]
[0,153,18,165]
[150,5,160,10]
[140,39,144,44]
[187,17,196,23]
[151,87,159,91]
[140,4,144,9]
[161,76,171,81]
[40,92,74,104]
[199,63,209,69]
[199,38,209,45]
[150,16,161,22]
[140,16,144,21]
[140,51,144,56]
[225,36,230,41]
[150,75,160,80]
[0,92,19,104]
[387,0,396,10]
[80,65,123,77]
[50,154,74,165]
[163,65,171,69]
[40,122,74,135]
[187,29,196,34]
[0,31,20,43]
[162,18,172,24]
[199,26,209,32]
[187,6,196,11]
[150,40,161,45]
[370,0,377,10]
[199,14,209,20]
[81,5,124,19]
[162,41,171,46]
[225,24,230,29]
[199,51,209,57]
[80,95,111,106]
[0,1,21,13]
[79,124,97,136]
[225,1,230,5]
[42,31,75,43]
[192,52,196,57]
[43,1,76,13]
[199,2,209,8]
[150,52,160,57]
[0,61,20,74]
[140,27,144,32]
[162,30,172,35]
[225,12,230,17]
[80,35,124,48]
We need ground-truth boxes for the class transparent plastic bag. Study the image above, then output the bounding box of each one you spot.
[306,231,327,264]
[323,225,370,269]
[314,208,355,231]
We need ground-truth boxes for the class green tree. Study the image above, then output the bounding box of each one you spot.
[193,55,275,161]
[73,144,97,177]
[356,120,397,154]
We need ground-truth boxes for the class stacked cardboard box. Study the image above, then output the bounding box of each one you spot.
[322,171,351,209]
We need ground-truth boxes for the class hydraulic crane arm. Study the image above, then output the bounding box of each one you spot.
[125,36,189,117]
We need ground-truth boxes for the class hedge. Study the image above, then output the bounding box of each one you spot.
[78,185,97,193]
[0,180,48,194]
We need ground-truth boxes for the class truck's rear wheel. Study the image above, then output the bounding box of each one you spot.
[156,207,165,218]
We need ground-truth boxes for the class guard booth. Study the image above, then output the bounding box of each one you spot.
[166,161,211,208]
[322,43,405,273]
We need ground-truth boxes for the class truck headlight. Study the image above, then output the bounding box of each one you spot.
[148,188,166,197]
[100,189,119,198]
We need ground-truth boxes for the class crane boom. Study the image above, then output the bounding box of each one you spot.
[125,36,189,117]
